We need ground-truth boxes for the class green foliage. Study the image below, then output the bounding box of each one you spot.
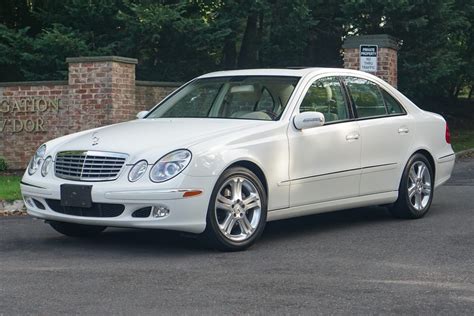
[341,0,473,102]
[0,176,22,201]
[0,24,29,81]
[0,0,473,106]
[23,24,91,80]
[118,1,220,80]
[0,157,7,172]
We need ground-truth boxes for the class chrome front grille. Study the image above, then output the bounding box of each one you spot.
[55,151,128,181]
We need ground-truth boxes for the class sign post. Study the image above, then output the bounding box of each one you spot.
[359,45,378,72]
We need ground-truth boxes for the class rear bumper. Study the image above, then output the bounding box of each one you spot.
[20,174,217,234]
[435,153,455,187]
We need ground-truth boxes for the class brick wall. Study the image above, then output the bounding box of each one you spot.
[343,47,398,87]
[67,57,137,130]
[0,56,179,170]
[0,82,69,169]
[342,34,399,87]
[136,81,180,112]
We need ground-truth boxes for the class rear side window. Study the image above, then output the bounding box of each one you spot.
[345,77,387,118]
[381,89,405,115]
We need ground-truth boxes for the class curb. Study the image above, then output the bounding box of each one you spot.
[0,200,27,217]
[0,210,27,217]
[455,148,474,159]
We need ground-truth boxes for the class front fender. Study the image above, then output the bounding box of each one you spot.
[184,127,290,210]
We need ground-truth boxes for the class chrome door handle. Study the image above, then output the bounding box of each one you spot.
[398,127,409,134]
[346,133,360,141]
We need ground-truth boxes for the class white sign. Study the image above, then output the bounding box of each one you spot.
[359,45,378,72]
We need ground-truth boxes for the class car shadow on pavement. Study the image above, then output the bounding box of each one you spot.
[261,206,394,242]
[33,206,395,254]
[43,227,204,255]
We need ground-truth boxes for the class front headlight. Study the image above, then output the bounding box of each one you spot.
[128,160,148,182]
[149,149,192,183]
[28,144,47,175]
[41,156,53,177]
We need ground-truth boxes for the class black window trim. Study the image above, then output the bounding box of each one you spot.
[341,75,408,122]
[338,76,356,120]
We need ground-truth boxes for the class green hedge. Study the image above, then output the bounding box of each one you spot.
[0,157,7,172]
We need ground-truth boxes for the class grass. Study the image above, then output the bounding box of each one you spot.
[427,99,474,153]
[0,176,22,202]
[451,129,474,153]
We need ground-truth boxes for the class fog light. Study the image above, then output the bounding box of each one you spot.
[151,205,170,218]
[24,196,35,208]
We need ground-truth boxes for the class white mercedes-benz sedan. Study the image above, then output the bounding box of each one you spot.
[21,68,455,251]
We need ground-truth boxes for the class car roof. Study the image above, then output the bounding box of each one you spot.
[198,67,369,79]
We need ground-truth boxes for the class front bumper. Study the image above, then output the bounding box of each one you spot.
[20,173,217,234]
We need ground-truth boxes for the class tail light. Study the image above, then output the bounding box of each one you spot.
[445,123,451,144]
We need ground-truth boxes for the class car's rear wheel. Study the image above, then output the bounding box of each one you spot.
[204,167,267,251]
[389,153,434,219]
[49,221,106,237]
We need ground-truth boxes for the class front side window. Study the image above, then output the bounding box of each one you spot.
[299,77,349,123]
[345,77,387,118]
[147,76,300,121]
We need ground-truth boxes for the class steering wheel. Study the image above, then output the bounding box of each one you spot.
[261,110,279,120]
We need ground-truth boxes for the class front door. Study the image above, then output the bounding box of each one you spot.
[288,76,361,207]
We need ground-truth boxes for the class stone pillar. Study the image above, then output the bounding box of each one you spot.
[342,34,399,87]
[66,56,137,132]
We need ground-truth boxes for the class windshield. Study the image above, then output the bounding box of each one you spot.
[146,76,300,121]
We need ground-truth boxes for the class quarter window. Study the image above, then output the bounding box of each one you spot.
[345,77,387,118]
[381,89,404,115]
[299,77,349,123]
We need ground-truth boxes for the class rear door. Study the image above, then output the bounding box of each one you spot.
[344,76,413,195]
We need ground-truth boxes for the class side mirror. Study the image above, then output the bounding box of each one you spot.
[136,111,149,119]
[293,111,325,130]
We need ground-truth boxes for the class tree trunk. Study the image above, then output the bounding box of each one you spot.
[237,13,259,68]
[221,37,237,69]
[454,85,461,99]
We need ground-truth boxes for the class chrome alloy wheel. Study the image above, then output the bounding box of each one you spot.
[214,176,262,242]
[407,161,432,211]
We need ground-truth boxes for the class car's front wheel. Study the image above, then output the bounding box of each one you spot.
[204,167,267,251]
[49,221,107,237]
[389,153,434,219]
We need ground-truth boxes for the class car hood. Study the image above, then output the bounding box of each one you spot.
[49,118,268,162]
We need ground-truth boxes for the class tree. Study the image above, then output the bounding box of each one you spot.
[0,0,472,107]
[340,0,472,103]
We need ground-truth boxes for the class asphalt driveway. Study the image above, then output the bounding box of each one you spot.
[1,158,473,315]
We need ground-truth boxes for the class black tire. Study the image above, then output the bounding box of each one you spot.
[203,167,267,251]
[49,221,107,237]
[389,153,434,219]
